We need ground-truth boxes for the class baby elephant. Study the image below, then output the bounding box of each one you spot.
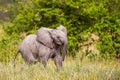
[14,34,62,71]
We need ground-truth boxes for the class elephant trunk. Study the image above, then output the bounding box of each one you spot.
[62,44,67,61]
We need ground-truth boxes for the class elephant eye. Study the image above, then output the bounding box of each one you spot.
[57,36,60,39]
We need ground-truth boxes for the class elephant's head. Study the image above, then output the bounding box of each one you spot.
[48,27,68,61]
[56,25,68,61]
[48,29,67,46]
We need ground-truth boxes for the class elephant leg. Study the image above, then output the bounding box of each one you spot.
[53,55,62,71]
[21,50,37,64]
[41,52,50,67]
[41,58,47,67]
[41,57,49,67]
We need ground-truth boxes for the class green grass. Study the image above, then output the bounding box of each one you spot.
[0,57,120,80]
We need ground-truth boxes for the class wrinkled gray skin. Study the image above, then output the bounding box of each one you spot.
[14,34,62,71]
[36,25,68,61]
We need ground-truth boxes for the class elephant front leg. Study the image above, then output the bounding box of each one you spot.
[41,58,47,67]
[41,53,50,67]
[53,55,62,71]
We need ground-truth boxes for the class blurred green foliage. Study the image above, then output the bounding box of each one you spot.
[0,0,120,61]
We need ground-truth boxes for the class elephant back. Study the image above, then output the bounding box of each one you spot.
[36,27,54,49]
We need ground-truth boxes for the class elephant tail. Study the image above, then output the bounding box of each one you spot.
[13,50,20,67]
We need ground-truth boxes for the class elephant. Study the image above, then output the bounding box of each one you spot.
[14,25,68,71]
[14,34,63,71]
[36,25,68,61]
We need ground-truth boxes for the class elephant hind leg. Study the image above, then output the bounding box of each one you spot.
[21,51,37,64]
[53,55,62,71]
[28,56,38,64]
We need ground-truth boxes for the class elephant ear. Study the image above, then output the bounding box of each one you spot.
[36,27,54,49]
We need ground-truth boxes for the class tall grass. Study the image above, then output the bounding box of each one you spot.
[0,56,120,80]
[0,23,120,80]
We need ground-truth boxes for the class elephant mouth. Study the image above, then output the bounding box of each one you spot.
[56,40,63,46]
[57,42,62,45]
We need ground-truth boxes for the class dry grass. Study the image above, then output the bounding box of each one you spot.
[0,56,120,80]
[0,24,120,80]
